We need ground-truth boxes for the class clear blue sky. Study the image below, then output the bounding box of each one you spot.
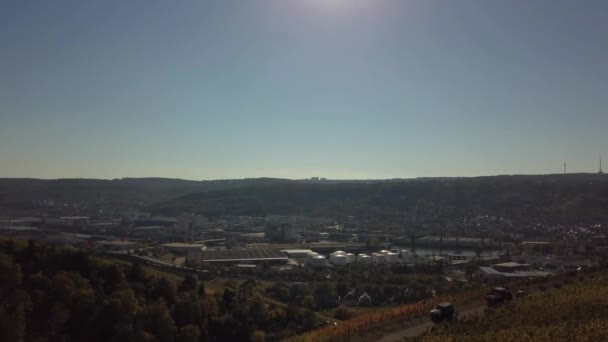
[1,0,607,180]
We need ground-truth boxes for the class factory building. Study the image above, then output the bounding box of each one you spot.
[199,249,288,265]
[281,249,315,259]
[265,222,298,242]
[176,214,208,237]
[478,262,550,282]
[94,240,139,252]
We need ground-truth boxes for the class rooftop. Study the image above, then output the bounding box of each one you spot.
[95,240,137,246]
[246,242,365,250]
[479,267,551,278]
[201,249,288,262]
[281,249,314,255]
[0,226,41,231]
[162,243,204,248]
[493,262,530,268]
[133,226,169,230]
[11,217,41,222]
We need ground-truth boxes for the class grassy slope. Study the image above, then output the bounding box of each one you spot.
[415,271,608,341]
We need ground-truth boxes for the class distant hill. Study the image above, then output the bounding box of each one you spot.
[2,174,608,222]
[147,174,608,222]
[0,177,291,210]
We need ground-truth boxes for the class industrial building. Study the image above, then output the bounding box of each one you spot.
[9,217,42,226]
[45,216,91,228]
[246,242,365,254]
[94,240,139,252]
[264,222,298,242]
[161,243,204,255]
[521,241,552,255]
[0,226,42,237]
[200,249,288,265]
[176,214,208,237]
[281,249,314,258]
[134,217,178,227]
[61,216,91,226]
[417,236,499,248]
[478,262,551,282]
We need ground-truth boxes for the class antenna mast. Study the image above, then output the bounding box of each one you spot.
[600,153,604,174]
[564,161,567,174]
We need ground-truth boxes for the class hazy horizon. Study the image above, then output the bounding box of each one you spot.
[2,171,606,182]
[2,0,607,179]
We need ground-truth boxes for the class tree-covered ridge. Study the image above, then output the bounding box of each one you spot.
[150,174,608,222]
[416,271,608,342]
[0,177,291,210]
[0,239,316,342]
[2,175,608,222]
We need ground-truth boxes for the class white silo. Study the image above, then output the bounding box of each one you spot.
[307,252,320,259]
[358,254,372,264]
[345,253,355,263]
[310,255,327,267]
[331,254,347,265]
[386,252,399,263]
[372,253,386,264]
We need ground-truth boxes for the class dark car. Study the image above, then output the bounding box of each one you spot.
[430,302,456,322]
[485,287,513,306]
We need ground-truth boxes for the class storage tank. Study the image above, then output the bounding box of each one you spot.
[372,253,385,264]
[401,249,410,258]
[331,250,346,256]
[309,255,327,267]
[380,250,391,255]
[345,253,355,263]
[331,254,347,265]
[386,252,399,263]
[307,252,320,259]
[358,254,372,264]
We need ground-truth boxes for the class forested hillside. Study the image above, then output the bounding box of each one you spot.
[0,239,317,342]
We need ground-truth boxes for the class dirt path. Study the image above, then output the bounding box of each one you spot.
[376,304,486,342]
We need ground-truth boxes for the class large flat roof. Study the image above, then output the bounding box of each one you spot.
[504,271,551,278]
[246,242,365,249]
[201,249,287,262]
[281,249,314,254]
[479,267,502,275]
[162,243,204,248]
[0,226,40,231]
[96,240,137,246]
[493,262,529,268]
[479,267,550,278]
[133,226,169,230]
[419,236,483,242]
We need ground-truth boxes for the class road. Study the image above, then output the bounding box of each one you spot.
[376,304,486,342]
